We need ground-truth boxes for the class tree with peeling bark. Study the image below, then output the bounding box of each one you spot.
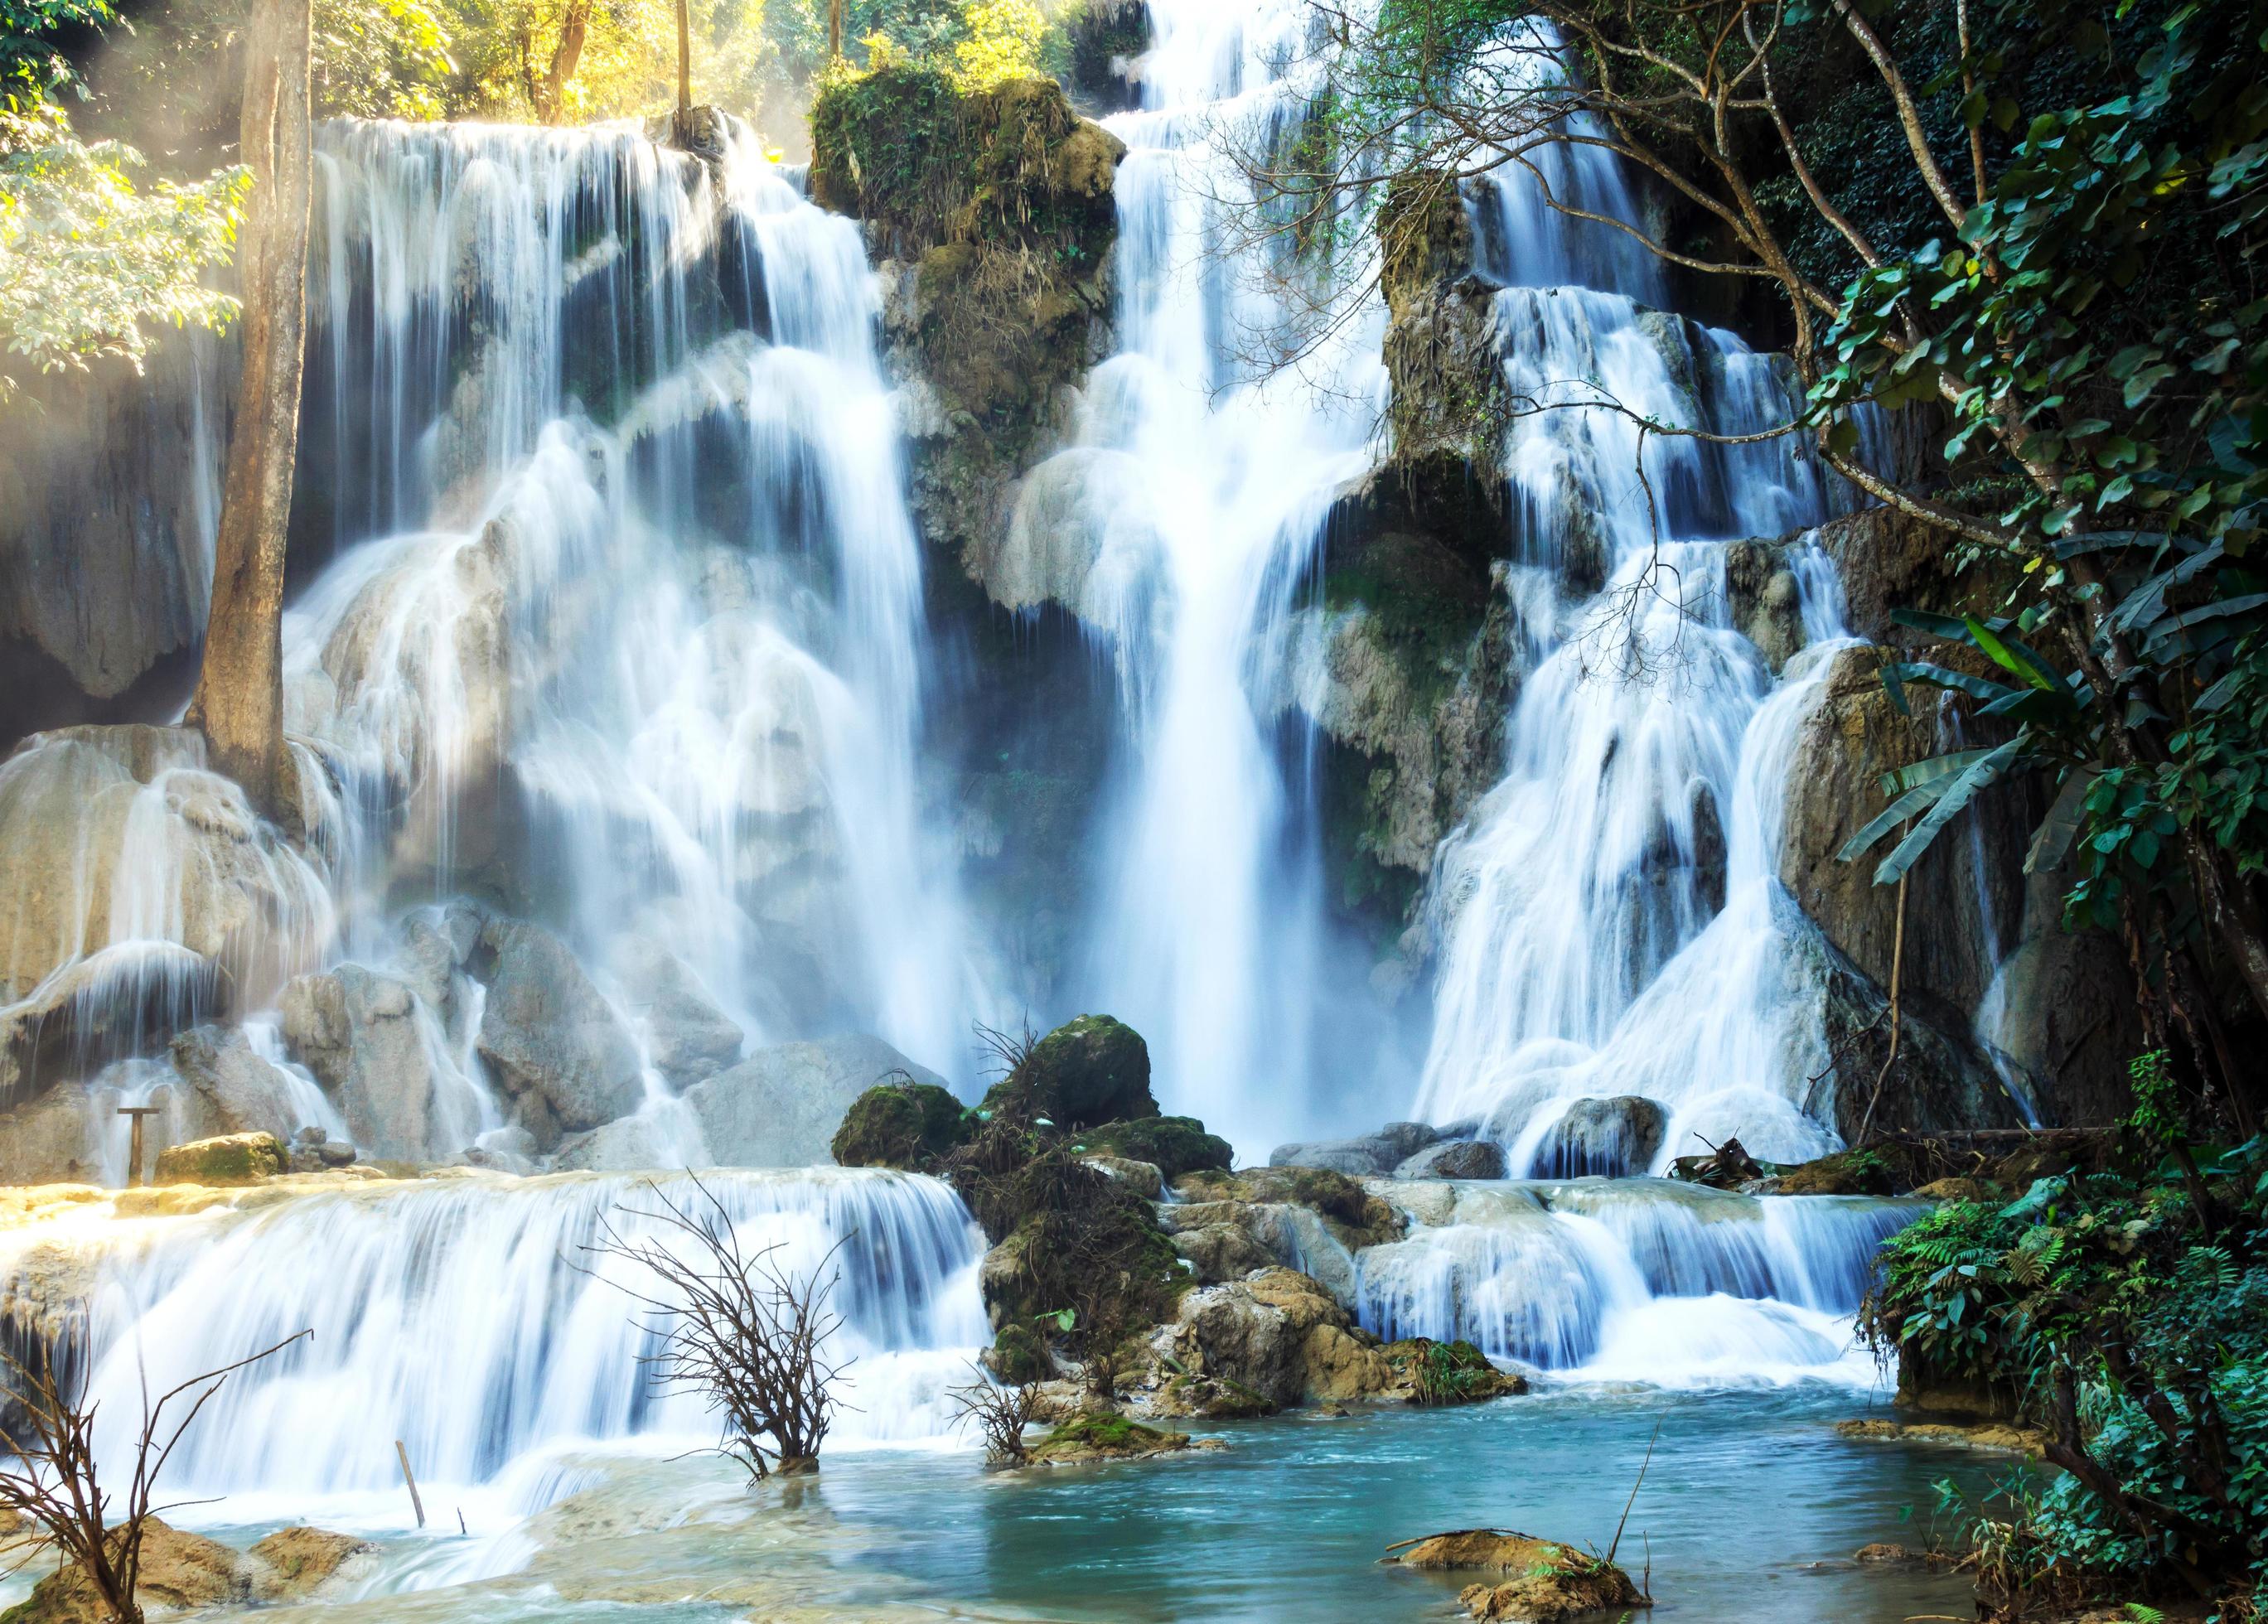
[188,0,313,831]
[1231,0,2268,1131]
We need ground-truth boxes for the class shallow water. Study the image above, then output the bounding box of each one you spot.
[9,1385,2001,1622]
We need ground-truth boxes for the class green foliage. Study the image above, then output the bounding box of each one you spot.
[1864,1126,2268,1605]
[0,95,246,400]
[1405,1336,1492,1406]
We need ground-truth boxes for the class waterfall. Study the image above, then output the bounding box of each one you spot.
[286,122,979,1073]
[1357,1180,1917,1384]
[65,1169,987,1495]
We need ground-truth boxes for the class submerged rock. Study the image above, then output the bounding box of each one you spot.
[1025,1413,1194,1465]
[612,935,742,1089]
[243,1526,378,1601]
[152,1131,287,1185]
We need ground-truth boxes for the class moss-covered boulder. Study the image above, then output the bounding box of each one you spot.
[152,1131,288,1186]
[829,1079,970,1170]
[986,1013,1156,1129]
[1393,1530,1648,1622]
[1026,1412,1192,1464]
[1076,1114,1228,1180]
[985,1320,1054,1385]
[1767,1145,1902,1196]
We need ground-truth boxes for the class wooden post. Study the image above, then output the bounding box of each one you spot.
[394,1440,426,1527]
[117,1105,161,1188]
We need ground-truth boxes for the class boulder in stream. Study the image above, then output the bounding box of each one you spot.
[830,1077,970,1170]
[1269,1120,1441,1176]
[1395,1138,1506,1180]
[279,964,452,1161]
[984,1013,1156,1129]
[1532,1095,1666,1178]
[7,1516,243,1620]
[165,1024,305,1143]
[1392,1530,1649,1622]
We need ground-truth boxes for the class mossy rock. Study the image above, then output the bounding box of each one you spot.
[1385,1337,1529,1405]
[984,1013,1157,1130]
[1173,1165,1400,1240]
[1076,1115,1229,1181]
[986,1321,1053,1385]
[1027,1411,1192,1463]
[152,1132,288,1187]
[830,1080,971,1170]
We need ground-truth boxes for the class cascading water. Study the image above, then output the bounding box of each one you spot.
[53,1170,984,1501]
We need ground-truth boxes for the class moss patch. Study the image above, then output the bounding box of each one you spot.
[152,1132,288,1186]
[1075,1115,1231,1181]
[1027,1411,1192,1462]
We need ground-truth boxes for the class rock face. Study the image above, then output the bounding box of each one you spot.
[1724,538,1805,672]
[688,1034,943,1167]
[0,726,328,1104]
[0,336,235,747]
[813,67,1124,579]
[279,965,454,1161]
[472,920,645,1139]
[152,1130,287,1185]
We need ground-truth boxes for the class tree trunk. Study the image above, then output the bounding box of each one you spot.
[537,0,591,124]
[675,0,690,112]
[827,0,844,59]
[191,0,312,829]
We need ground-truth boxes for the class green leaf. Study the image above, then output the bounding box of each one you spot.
[2025,771,2095,873]
[1874,738,2029,884]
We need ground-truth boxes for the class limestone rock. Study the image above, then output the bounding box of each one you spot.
[0,1086,104,1186]
[1531,1096,1666,1178]
[280,965,454,1160]
[1147,1267,1393,1412]
[6,1517,242,1621]
[1393,1530,1647,1623]
[1168,1220,1274,1284]
[1395,1138,1506,1180]
[1079,1153,1163,1198]
[1173,1165,1405,1250]
[688,1033,943,1167]
[552,1114,692,1173]
[152,1131,287,1185]
[613,935,742,1088]
[1270,1122,1440,1177]
[244,1526,377,1602]
[165,1024,305,1143]
[473,920,644,1135]
[1724,538,1805,671]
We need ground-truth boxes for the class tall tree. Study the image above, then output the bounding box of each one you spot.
[191,0,312,828]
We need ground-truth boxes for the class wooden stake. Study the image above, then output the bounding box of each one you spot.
[394,1440,426,1528]
[117,1105,160,1188]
